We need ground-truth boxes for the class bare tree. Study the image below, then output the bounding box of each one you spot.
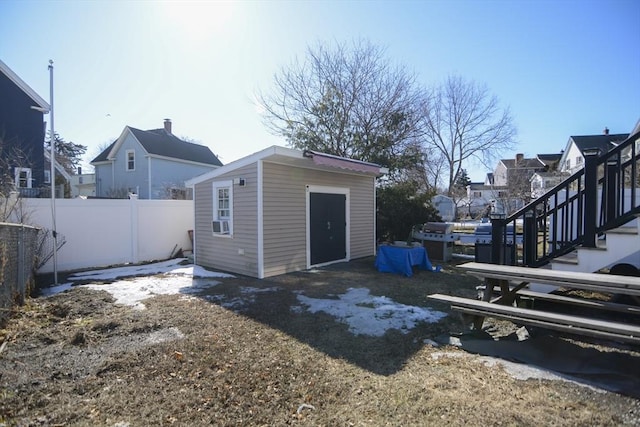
[258,39,425,182]
[0,133,34,223]
[419,75,517,196]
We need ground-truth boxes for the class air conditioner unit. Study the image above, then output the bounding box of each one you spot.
[212,220,230,234]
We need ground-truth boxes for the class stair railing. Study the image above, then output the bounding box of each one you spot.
[490,129,640,266]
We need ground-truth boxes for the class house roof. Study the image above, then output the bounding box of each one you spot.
[91,126,222,166]
[0,59,50,111]
[569,133,629,155]
[186,145,386,187]
[537,153,562,164]
[500,157,545,169]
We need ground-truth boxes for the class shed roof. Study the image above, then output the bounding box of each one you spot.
[186,145,386,186]
[501,157,545,169]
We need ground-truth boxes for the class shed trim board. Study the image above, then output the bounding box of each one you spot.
[257,159,264,278]
[306,185,350,268]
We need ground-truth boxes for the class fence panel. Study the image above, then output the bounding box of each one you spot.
[19,198,194,273]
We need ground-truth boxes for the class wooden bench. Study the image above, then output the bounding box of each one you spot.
[428,262,640,343]
[461,262,640,297]
[428,294,640,345]
[510,289,640,316]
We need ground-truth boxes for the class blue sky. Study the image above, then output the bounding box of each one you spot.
[1,0,638,181]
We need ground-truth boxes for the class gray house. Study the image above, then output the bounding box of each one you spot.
[186,146,385,278]
[91,119,222,199]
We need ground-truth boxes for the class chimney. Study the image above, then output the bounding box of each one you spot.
[515,153,524,163]
[164,118,172,134]
[603,127,609,135]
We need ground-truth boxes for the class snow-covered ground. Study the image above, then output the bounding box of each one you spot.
[39,259,446,336]
[293,288,446,337]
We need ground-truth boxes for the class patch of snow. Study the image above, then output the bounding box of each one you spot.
[430,351,602,390]
[83,275,221,310]
[39,259,235,308]
[69,258,234,282]
[293,287,447,337]
[39,282,73,297]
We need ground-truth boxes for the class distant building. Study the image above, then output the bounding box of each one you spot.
[558,129,628,175]
[92,119,222,199]
[69,167,96,198]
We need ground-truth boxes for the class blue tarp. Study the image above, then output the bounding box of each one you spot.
[375,245,440,277]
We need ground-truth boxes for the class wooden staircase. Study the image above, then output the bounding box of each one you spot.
[430,128,640,343]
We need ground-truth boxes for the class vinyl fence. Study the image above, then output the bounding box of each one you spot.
[19,197,194,274]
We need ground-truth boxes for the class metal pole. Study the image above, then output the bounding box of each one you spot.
[48,60,58,285]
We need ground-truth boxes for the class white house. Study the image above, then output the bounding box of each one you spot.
[558,129,628,174]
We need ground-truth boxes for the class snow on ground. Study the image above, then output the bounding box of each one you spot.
[69,258,234,281]
[293,288,447,337]
[39,259,234,309]
[40,260,448,336]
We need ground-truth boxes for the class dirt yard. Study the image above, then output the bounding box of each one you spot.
[1,257,639,426]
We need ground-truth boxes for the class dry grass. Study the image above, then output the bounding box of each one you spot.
[0,257,638,426]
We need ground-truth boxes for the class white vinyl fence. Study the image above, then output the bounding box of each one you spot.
[20,197,194,273]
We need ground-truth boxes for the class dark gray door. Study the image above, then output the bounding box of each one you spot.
[310,192,346,265]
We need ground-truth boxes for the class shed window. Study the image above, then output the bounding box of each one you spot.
[212,181,233,236]
[126,150,135,171]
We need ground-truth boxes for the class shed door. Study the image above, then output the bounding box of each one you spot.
[310,192,346,265]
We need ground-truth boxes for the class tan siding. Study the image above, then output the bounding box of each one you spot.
[261,162,376,277]
[193,163,259,277]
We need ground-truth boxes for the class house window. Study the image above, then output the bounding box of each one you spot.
[126,150,135,171]
[212,181,233,236]
[44,170,51,184]
[576,157,583,166]
[14,167,32,188]
[473,191,482,198]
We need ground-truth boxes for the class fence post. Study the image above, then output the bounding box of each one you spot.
[583,148,600,248]
[129,194,139,263]
[605,158,618,223]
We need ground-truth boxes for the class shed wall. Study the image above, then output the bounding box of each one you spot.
[193,163,259,277]
[262,161,375,277]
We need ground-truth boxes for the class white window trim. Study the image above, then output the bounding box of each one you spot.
[44,169,51,184]
[212,180,233,237]
[126,149,135,171]
[14,167,32,188]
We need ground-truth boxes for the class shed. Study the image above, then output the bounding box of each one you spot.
[186,146,386,278]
